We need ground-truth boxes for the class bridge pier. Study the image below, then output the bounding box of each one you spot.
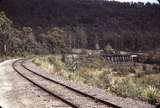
[104,55,133,64]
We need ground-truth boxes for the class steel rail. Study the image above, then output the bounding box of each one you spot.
[12,59,80,108]
[21,58,121,108]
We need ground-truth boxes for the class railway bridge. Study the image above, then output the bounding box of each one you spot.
[103,54,137,64]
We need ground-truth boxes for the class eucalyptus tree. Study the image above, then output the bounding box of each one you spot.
[0,11,13,55]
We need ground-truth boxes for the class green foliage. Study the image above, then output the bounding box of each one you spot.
[45,28,67,53]
[143,86,160,104]
[33,55,63,73]
[33,55,160,105]
[0,12,68,56]
[138,52,160,66]
[97,70,111,89]
[0,11,12,28]
[104,44,115,54]
[0,0,160,51]
[111,78,160,104]
[145,54,160,65]
[0,11,13,55]
[112,78,143,98]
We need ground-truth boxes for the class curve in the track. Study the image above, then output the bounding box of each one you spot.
[21,58,121,108]
[12,59,80,108]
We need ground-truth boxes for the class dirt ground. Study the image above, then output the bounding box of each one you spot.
[0,59,70,108]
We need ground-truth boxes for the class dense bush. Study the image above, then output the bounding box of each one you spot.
[145,57,160,65]
[142,52,160,65]
[0,0,160,52]
[33,55,160,105]
[0,12,69,55]
[111,78,160,104]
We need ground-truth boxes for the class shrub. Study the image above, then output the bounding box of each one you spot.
[111,78,142,98]
[111,78,160,104]
[143,86,160,104]
[33,55,160,105]
[97,70,111,89]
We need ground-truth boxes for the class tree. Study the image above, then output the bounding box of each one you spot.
[46,27,67,53]
[104,44,115,54]
[0,0,160,53]
[0,11,13,55]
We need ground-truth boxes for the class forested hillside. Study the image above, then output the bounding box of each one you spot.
[0,0,160,55]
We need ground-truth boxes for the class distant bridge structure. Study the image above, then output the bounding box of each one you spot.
[64,53,138,65]
[103,54,137,64]
[65,48,139,64]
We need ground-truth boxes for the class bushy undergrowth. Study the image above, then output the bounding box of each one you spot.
[33,55,160,105]
[111,77,160,104]
[142,52,160,65]
[33,55,65,74]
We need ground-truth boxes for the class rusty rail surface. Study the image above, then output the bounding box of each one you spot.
[13,58,121,108]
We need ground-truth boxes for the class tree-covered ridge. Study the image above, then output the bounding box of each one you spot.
[0,0,160,29]
[0,12,69,55]
[0,0,160,55]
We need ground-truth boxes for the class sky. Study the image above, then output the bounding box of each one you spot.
[114,0,159,3]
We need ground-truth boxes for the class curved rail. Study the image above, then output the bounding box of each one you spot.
[21,58,121,108]
[12,59,80,108]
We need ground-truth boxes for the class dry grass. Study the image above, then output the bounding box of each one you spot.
[33,55,160,105]
[111,77,160,104]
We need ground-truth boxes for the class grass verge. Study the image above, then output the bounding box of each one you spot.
[33,55,160,105]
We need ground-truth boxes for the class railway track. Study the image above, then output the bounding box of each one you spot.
[12,58,121,108]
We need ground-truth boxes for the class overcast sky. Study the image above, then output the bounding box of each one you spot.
[113,0,159,3]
